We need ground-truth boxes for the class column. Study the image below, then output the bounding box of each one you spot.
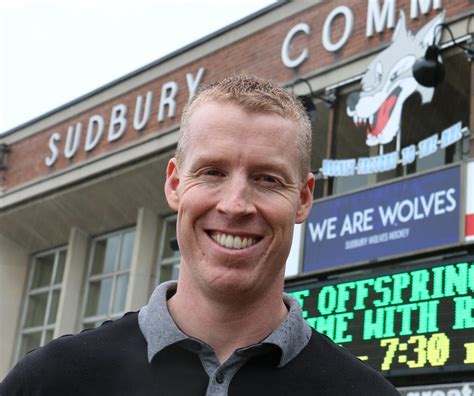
[125,207,158,311]
[0,235,28,377]
[54,228,89,337]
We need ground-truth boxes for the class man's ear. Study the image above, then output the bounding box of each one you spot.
[164,158,180,211]
[296,173,315,224]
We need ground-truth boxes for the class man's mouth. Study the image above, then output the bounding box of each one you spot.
[353,86,402,137]
[208,231,260,250]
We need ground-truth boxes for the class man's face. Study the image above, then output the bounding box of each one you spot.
[165,101,314,298]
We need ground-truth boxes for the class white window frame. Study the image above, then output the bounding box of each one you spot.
[82,227,135,328]
[155,215,180,286]
[15,246,67,361]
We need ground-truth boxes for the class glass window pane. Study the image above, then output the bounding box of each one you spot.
[91,236,119,275]
[19,332,42,357]
[416,148,445,172]
[334,174,369,195]
[91,240,106,275]
[83,319,110,329]
[47,290,61,325]
[44,329,54,344]
[118,231,135,271]
[331,86,372,195]
[159,265,172,283]
[159,263,180,283]
[309,101,329,200]
[103,235,120,273]
[112,274,129,314]
[398,51,468,175]
[327,50,469,196]
[161,221,179,260]
[31,254,55,289]
[85,277,112,317]
[54,250,67,284]
[24,292,48,327]
[82,320,97,330]
[171,263,180,281]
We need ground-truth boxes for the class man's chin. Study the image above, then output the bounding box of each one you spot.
[203,272,262,299]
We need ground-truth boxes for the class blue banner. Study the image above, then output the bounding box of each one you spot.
[303,166,461,273]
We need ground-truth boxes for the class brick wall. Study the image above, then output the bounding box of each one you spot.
[3,0,470,190]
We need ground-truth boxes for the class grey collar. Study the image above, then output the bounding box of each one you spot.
[138,281,311,367]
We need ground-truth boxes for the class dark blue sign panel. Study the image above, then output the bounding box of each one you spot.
[303,166,461,273]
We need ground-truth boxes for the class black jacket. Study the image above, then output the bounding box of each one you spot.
[1,311,399,395]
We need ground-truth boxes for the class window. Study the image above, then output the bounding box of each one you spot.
[331,84,371,195]
[16,248,66,359]
[309,98,330,200]
[82,229,135,328]
[156,215,180,285]
[327,48,470,196]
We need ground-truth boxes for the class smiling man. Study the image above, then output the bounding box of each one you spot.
[1,75,398,395]
[140,75,399,394]
[162,82,315,365]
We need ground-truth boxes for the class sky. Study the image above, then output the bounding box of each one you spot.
[0,0,276,133]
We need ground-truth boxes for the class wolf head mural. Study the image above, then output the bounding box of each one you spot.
[346,11,445,147]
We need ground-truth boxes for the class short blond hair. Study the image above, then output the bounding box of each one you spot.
[177,74,312,180]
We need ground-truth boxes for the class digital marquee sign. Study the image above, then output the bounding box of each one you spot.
[287,257,474,376]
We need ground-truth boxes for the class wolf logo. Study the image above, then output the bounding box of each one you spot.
[346,11,445,149]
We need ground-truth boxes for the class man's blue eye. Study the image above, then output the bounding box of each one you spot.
[257,175,279,184]
[204,169,223,176]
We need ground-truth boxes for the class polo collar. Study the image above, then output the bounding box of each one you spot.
[138,281,311,367]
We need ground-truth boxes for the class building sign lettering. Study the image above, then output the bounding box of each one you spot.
[303,166,461,272]
[281,0,442,64]
[287,257,474,376]
[321,122,463,177]
[398,382,474,396]
[45,67,205,167]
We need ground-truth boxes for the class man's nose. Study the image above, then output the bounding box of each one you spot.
[216,176,256,217]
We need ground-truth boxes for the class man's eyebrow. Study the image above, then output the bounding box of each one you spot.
[189,155,227,168]
[188,152,298,179]
[192,154,289,170]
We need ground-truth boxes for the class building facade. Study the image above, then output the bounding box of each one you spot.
[1,0,473,390]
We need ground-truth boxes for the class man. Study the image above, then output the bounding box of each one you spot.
[1,75,399,395]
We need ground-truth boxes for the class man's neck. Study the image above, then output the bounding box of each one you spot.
[167,281,288,363]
